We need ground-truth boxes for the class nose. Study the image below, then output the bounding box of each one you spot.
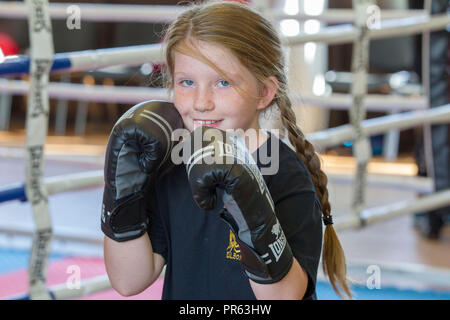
[193,87,214,112]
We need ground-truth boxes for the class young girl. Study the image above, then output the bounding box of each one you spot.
[103,0,351,300]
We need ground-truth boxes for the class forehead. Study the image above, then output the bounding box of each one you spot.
[173,40,250,80]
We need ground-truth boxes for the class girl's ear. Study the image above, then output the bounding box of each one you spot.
[257,76,279,111]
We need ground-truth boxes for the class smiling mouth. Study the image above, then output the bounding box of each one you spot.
[194,119,223,127]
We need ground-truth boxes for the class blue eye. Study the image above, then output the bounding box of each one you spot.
[180,80,194,86]
[218,80,230,87]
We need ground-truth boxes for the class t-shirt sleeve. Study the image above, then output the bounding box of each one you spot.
[146,190,168,262]
[275,191,323,300]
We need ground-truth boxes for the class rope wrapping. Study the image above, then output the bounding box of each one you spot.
[349,0,375,223]
[24,0,54,300]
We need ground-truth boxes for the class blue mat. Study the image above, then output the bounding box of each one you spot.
[0,248,69,274]
[316,281,450,300]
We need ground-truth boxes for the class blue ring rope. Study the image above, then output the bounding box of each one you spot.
[0,54,71,77]
[0,184,27,203]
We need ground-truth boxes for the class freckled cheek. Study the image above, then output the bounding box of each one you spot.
[173,95,191,116]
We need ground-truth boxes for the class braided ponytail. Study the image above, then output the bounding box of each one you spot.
[276,94,352,299]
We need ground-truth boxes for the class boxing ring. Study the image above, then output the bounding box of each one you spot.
[0,0,449,299]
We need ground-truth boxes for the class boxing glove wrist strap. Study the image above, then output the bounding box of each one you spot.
[101,191,148,242]
[220,208,294,284]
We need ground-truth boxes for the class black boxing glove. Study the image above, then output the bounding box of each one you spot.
[184,126,293,283]
[101,100,184,242]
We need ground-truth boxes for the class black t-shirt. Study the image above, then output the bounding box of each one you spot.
[147,133,323,300]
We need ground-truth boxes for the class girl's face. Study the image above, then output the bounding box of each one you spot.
[172,40,273,132]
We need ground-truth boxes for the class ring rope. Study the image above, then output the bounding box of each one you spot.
[24,0,54,300]
[1,15,449,77]
[0,2,428,24]
[349,0,373,223]
[0,78,428,112]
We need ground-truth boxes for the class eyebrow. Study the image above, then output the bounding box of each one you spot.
[174,72,188,76]
[174,71,241,80]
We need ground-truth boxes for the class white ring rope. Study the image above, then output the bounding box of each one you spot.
[268,8,428,24]
[1,14,448,77]
[0,78,427,111]
[421,0,435,189]
[335,189,450,232]
[0,2,428,24]
[3,274,111,300]
[24,0,54,300]
[349,0,373,221]
[0,79,170,103]
[282,13,450,46]
[63,44,165,73]
[0,2,185,23]
[308,104,450,148]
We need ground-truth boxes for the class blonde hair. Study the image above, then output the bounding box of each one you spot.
[161,0,352,299]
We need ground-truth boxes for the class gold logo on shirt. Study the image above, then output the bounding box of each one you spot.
[226,229,241,261]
